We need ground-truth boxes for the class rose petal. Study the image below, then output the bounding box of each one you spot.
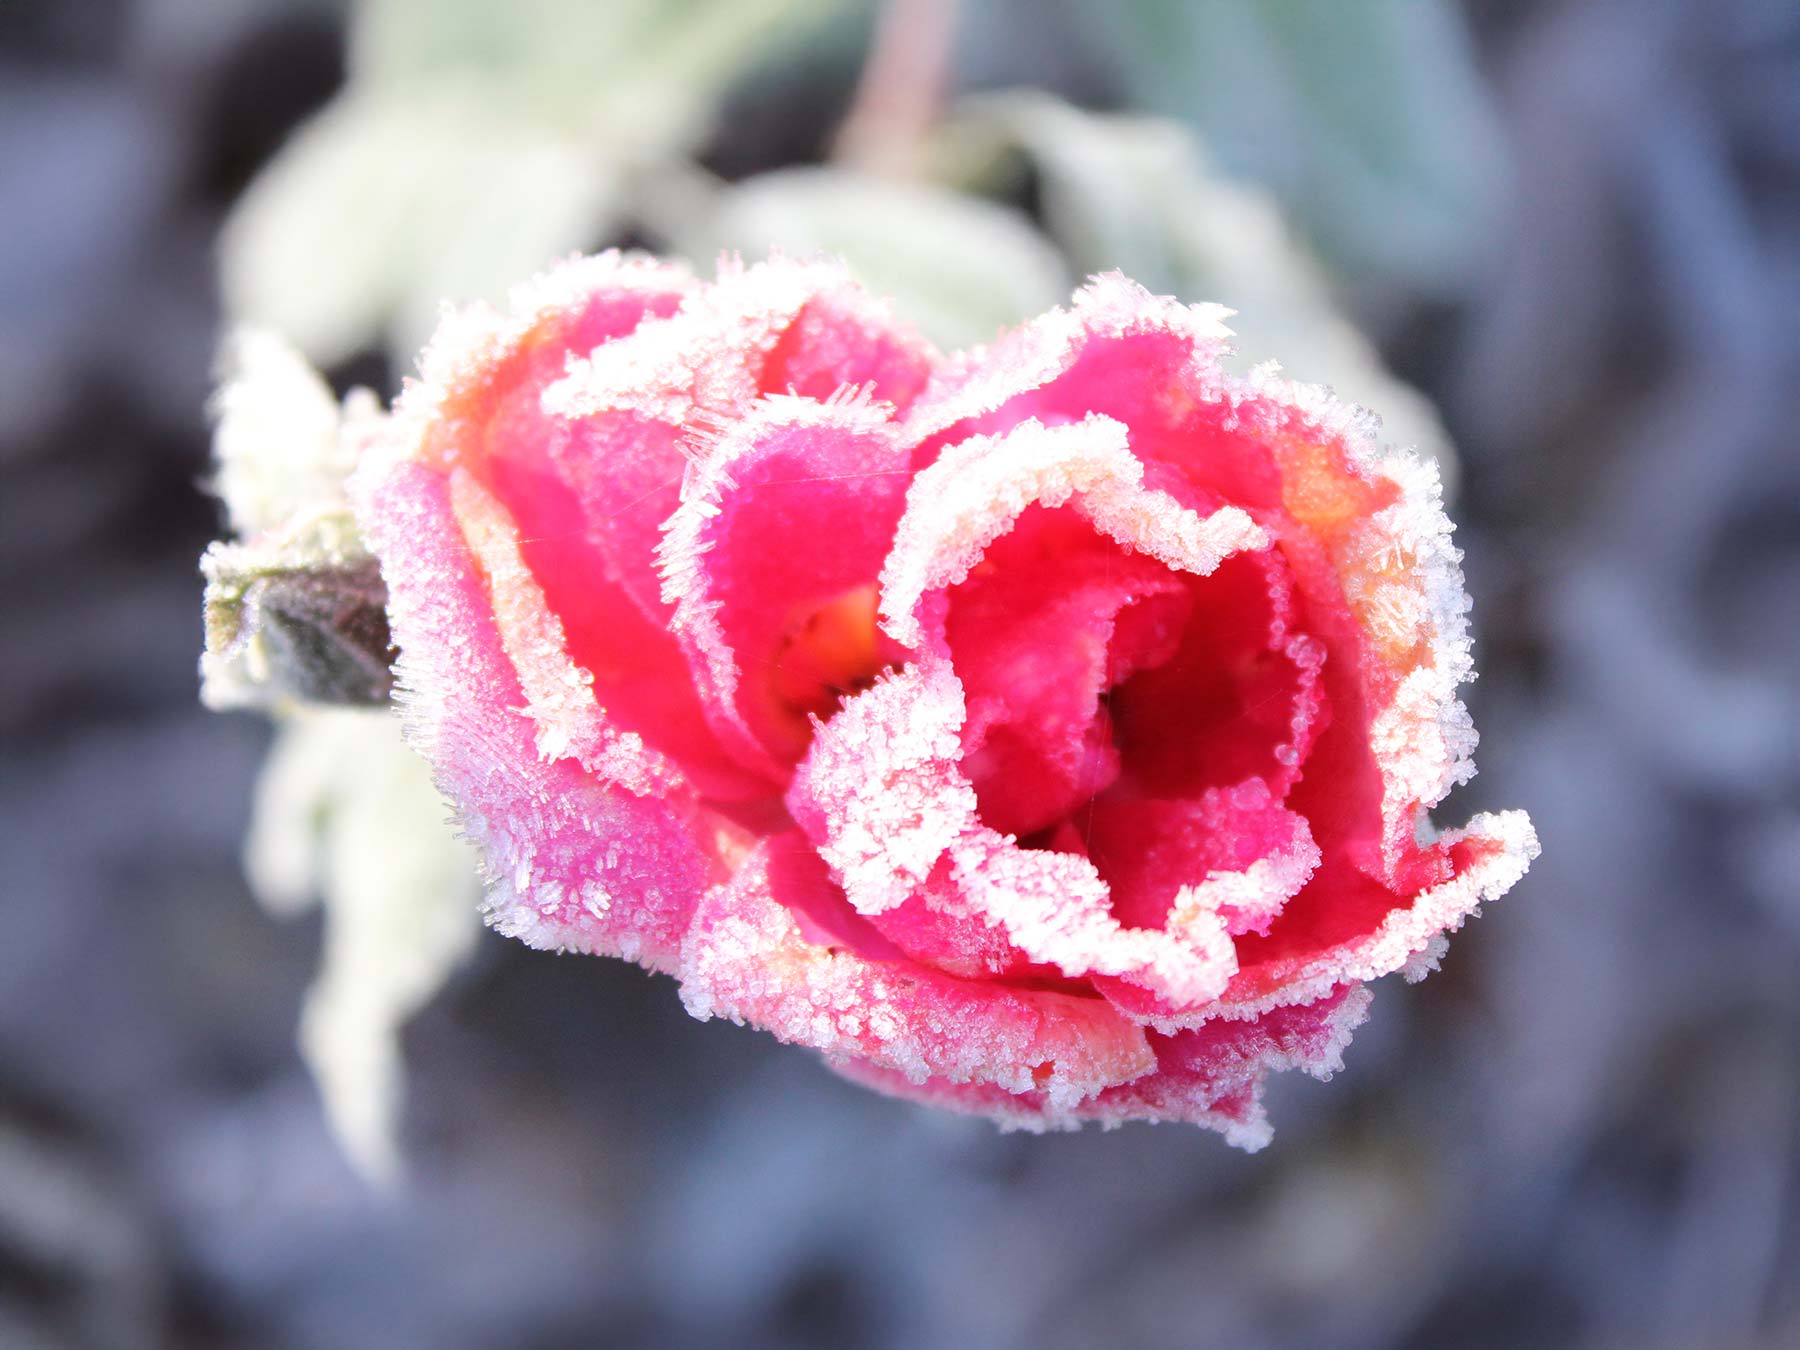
[944,505,1185,837]
[541,255,935,627]
[1220,809,1540,1018]
[790,663,1242,1009]
[677,833,1156,1108]
[366,250,783,800]
[1085,778,1321,937]
[833,982,1371,1148]
[1107,545,1326,802]
[355,456,718,969]
[902,271,1234,479]
[880,412,1266,653]
[658,392,915,779]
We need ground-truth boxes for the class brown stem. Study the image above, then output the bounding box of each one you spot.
[833,0,960,177]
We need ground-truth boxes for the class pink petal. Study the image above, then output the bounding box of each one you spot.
[944,504,1185,837]
[657,392,915,780]
[677,833,1156,1107]
[1220,810,1539,1018]
[354,455,718,969]
[789,663,1242,1010]
[1083,983,1373,1146]
[1182,399,1534,1013]
[833,983,1371,1148]
[879,412,1266,654]
[1107,545,1326,802]
[1085,779,1320,938]
[380,251,769,802]
[540,255,935,631]
[902,272,1234,483]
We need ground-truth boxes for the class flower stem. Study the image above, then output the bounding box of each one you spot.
[833,0,960,177]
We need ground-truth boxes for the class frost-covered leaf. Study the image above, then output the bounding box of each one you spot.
[939,93,1455,477]
[201,534,394,710]
[660,167,1069,348]
[221,93,630,368]
[220,0,847,365]
[201,328,396,710]
[355,0,853,135]
[247,709,482,1184]
[209,328,356,537]
[1068,0,1505,290]
[204,328,480,1181]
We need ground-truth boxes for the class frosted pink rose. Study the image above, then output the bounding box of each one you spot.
[353,253,1536,1147]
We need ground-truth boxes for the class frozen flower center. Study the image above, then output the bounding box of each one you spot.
[772,583,888,730]
[944,510,1321,923]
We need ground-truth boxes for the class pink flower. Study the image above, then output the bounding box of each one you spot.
[353,252,1536,1148]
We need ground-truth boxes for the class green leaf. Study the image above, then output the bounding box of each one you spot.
[355,0,852,138]
[222,0,854,365]
[1071,0,1505,291]
[220,93,628,367]
[201,529,397,711]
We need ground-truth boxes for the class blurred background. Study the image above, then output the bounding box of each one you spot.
[4,0,1799,1346]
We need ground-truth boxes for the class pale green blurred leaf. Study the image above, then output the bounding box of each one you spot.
[222,0,851,365]
[221,92,624,367]
[664,166,1069,349]
[210,328,355,538]
[1070,0,1505,291]
[201,329,398,710]
[356,0,852,137]
[249,709,482,1185]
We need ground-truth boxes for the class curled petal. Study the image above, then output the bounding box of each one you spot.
[944,505,1185,837]
[658,392,914,779]
[1085,780,1321,939]
[879,413,1265,652]
[901,271,1235,469]
[787,660,979,918]
[791,663,1242,1010]
[366,250,778,799]
[1106,545,1327,803]
[539,255,935,631]
[1221,809,1539,1019]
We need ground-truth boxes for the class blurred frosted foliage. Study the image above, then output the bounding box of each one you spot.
[200,328,391,711]
[659,167,1069,348]
[248,708,482,1184]
[1063,0,1506,293]
[221,93,625,371]
[209,327,357,539]
[938,93,1456,479]
[220,0,850,366]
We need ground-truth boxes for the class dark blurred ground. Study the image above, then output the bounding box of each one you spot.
[3,1,1799,1347]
